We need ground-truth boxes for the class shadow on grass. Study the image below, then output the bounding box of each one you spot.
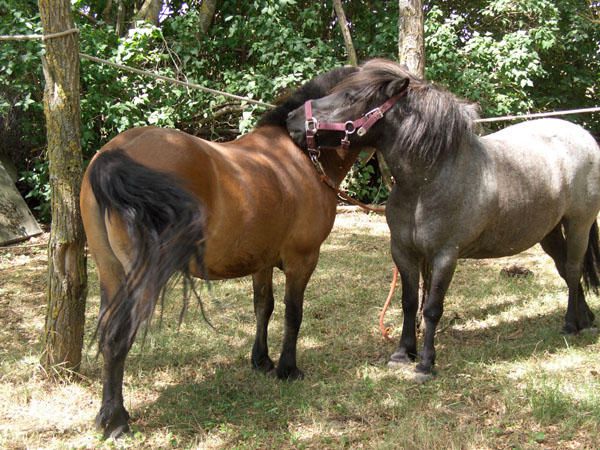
[136,269,598,444]
[139,308,597,446]
[3,222,598,446]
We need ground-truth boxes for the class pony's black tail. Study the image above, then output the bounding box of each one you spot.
[583,221,600,294]
[88,148,207,355]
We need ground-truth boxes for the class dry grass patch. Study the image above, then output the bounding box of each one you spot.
[1,212,599,449]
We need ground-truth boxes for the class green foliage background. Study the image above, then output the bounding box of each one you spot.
[1,0,598,221]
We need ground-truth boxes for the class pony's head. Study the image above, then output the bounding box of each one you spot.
[257,65,359,129]
[287,58,479,167]
[286,59,412,150]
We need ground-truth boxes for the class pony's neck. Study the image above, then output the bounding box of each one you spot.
[318,146,363,186]
[378,131,475,193]
[247,125,360,186]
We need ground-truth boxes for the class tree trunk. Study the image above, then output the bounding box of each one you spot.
[384,0,425,191]
[134,0,162,26]
[333,0,357,66]
[116,0,126,36]
[199,0,218,34]
[398,0,425,78]
[39,0,87,375]
[102,0,113,23]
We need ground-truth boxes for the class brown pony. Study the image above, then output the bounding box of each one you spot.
[79,66,378,438]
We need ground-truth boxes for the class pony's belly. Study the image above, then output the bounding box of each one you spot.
[462,243,536,259]
[200,250,280,279]
[460,227,551,259]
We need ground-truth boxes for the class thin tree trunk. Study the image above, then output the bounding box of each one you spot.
[134,0,162,26]
[116,0,126,36]
[199,0,218,34]
[382,0,425,192]
[398,0,425,78]
[39,0,87,375]
[102,0,113,23]
[333,0,357,66]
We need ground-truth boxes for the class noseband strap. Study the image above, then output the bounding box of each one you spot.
[304,91,405,157]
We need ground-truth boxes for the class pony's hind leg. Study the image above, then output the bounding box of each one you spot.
[95,217,153,439]
[81,183,132,438]
[96,311,130,439]
[251,267,275,373]
[95,271,138,439]
[541,222,596,333]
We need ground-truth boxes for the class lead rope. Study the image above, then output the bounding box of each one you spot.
[304,95,408,341]
[379,266,399,341]
[308,152,397,339]
[309,155,397,340]
[308,151,386,214]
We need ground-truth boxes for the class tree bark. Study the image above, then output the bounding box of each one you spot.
[333,0,358,66]
[398,0,425,78]
[134,0,162,26]
[116,0,126,36]
[102,0,113,23]
[39,0,87,375]
[199,0,218,34]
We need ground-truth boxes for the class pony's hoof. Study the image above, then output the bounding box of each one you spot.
[415,362,435,376]
[413,370,435,384]
[387,350,415,367]
[106,424,130,440]
[276,366,304,381]
[561,323,579,335]
[252,356,275,374]
[95,403,130,440]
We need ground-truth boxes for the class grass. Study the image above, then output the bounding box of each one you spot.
[1,211,599,449]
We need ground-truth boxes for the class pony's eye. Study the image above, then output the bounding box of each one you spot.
[343,92,356,104]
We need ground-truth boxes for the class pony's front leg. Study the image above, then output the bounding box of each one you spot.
[388,247,420,366]
[251,267,275,373]
[276,252,319,380]
[416,249,458,375]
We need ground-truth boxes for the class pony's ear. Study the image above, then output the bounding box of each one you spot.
[385,77,410,97]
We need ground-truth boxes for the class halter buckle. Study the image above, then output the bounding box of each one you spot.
[305,117,318,133]
[365,107,384,120]
[357,107,384,136]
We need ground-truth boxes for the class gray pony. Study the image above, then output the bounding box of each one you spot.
[286,59,600,376]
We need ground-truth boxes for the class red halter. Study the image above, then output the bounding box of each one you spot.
[304,92,405,160]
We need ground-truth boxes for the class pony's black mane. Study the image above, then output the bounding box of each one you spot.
[257,66,359,128]
[339,59,480,166]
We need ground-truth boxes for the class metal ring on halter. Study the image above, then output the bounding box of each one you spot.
[344,121,356,134]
